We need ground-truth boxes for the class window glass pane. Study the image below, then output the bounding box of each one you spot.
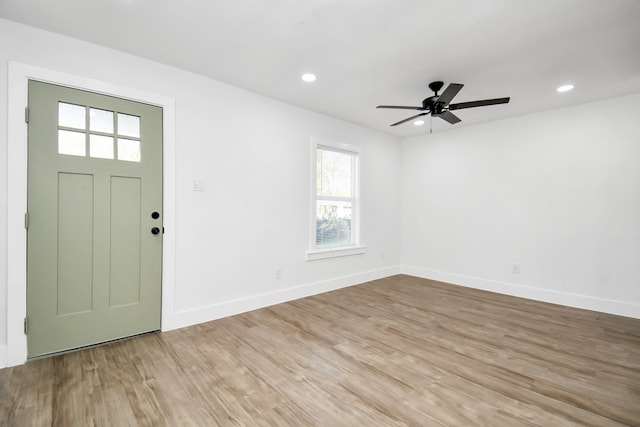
[117,113,140,138]
[58,130,86,156]
[89,108,113,133]
[90,134,114,159]
[58,102,86,129]
[316,200,352,247]
[117,138,141,162]
[317,148,352,197]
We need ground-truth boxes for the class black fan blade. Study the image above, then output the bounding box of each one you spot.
[437,83,464,106]
[390,112,429,127]
[449,97,510,111]
[436,111,461,124]
[377,105,425,111]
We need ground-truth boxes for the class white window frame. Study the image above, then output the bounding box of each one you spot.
[306,137,365,261]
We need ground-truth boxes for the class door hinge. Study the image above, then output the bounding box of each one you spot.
[24,317,29,335]
[25,107,29,123]
[25,213,29,230]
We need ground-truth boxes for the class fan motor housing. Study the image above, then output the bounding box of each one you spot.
[422,96,446,114]
[422,96,436,110]
[432,102,445,115]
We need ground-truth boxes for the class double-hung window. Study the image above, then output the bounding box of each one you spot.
[307,139,364,260]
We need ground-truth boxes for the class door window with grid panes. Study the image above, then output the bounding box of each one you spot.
[58,102,142,162]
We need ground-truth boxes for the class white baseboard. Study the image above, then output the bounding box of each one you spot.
[166,266,402,331]
[402,265,640,319]
[0,345,7,369]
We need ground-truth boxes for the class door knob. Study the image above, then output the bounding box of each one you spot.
[151,227,160,235]
[151,211,160,219]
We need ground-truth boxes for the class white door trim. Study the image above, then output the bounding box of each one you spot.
[6,61,177,367]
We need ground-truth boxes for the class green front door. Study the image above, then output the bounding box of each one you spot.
[26,80,163,358]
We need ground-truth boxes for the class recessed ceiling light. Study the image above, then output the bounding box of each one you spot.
[413,120,425,126]
[301,73,317,82]
[557,84,574,93]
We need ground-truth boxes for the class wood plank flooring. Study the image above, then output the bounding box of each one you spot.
[1,275,639,426]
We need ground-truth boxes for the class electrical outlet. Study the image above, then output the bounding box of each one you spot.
[512,264,520,274]
[275,268,283,279]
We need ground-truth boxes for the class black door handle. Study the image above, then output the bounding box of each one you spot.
[151,227,160,235]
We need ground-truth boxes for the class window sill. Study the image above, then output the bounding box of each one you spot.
[305,245,366,261]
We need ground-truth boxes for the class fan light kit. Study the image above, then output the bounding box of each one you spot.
[413,120,425,126]
[377,81,510,127]
[557,84,574,92]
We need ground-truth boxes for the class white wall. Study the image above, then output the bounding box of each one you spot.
[0,19,402,366]
[401,93,640,318]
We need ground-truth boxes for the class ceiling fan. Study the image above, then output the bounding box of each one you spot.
[377,81,510,127]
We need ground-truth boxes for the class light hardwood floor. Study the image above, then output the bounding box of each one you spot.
[1,275,639,426]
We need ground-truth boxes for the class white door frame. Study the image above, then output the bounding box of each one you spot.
[6,62,177,367]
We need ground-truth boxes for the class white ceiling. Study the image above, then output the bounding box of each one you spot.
[2,0,639,137]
